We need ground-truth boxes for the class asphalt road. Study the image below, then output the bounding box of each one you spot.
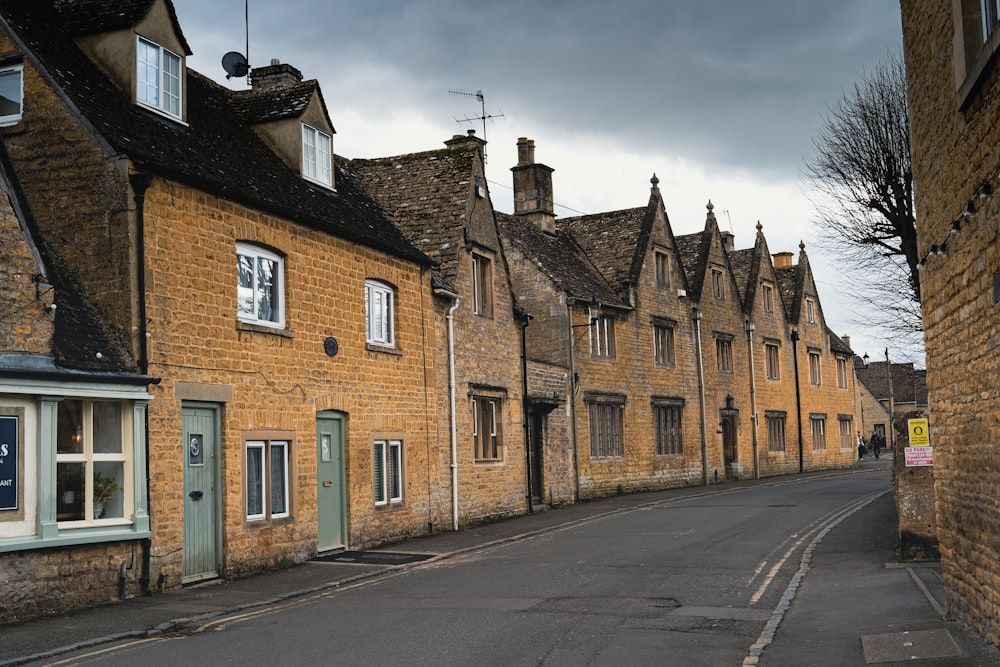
[32,472,897,666]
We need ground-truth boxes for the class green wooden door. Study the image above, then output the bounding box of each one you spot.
[316,413,346,551]
[183,406,220,582]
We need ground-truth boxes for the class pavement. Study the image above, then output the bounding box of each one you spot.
[1,455,998,666]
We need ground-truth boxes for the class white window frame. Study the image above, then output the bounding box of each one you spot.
[245,439,289,521]
[302,123,333,187]
[590,314,616,359]
[237,243,285,328]
[55,399,132,526]
[365,279,395,347]
[136,36,182,119]
[0,64,23,127]
[374,439,402,506]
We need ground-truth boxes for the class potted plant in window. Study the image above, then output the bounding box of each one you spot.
[93,472,119,519]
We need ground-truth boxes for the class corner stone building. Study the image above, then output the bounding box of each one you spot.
[900,0,1000,648]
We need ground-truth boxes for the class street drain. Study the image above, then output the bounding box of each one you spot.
[313,551,434,565]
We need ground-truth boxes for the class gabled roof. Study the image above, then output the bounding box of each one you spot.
[0,140,135,373]
[675,231,709,301]
[729,247,755,311]
[828,328,854,356]
[497,213,626,309]
[0,0,428,267]
[855,359,928,406]
[557,207,645,294]
[231,80,328,126]
[349,146,479,288]
[53,0,191,55]
[774,264,799,319]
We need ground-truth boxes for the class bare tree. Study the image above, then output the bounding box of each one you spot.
[805,52,920,347]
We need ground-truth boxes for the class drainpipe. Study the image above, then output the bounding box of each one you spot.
[129,173,153,594]
[744,319,760,480]
[791,330,804,473]
[692,306,709,486]
[129,173,153,376]
[565,302,581,501]
[434,288,462,530]
[520,311,533,513]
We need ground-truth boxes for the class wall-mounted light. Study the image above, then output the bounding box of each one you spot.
[916,258,925,270]
[963,201,976,218]
[862,352,870,368]
[981,181,993,199]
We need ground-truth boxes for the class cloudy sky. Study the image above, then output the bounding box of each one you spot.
[170,0,911,363]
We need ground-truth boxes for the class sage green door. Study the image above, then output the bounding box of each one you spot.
[316,413,346,551]
[183,406,221,582]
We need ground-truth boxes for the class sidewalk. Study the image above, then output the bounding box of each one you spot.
[1,460,995,666]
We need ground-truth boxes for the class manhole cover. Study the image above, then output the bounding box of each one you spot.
[313,551,433,565]
[862,629,961,663]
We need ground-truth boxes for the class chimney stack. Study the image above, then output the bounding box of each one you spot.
[720,231,735,253]
[250,59,303,90]
[511,138,555,234]
[772,252,794,269]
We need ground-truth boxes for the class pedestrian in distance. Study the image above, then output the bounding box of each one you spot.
[857,431,866,461]
[871,429,881,460]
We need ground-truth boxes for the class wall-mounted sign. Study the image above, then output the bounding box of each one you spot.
[908,418,930,447]
[905,446,933,467]
[0,415,18,511]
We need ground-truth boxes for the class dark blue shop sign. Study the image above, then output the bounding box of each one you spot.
[0,415,17,511]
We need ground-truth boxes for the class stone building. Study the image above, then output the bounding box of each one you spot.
[0,0,437,616]
[499,140,859,498]
[900,0,1000,646]
[351,132,567,524]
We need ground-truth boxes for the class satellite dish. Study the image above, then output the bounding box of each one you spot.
[222,51,250,79]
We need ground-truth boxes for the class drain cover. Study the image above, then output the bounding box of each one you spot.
[862,629,961,663]
[313,551,433,565]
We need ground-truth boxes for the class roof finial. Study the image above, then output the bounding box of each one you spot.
[650,173,659,189]
[706,200,716,222]
[756,220,763,232]
[799,240,806,251]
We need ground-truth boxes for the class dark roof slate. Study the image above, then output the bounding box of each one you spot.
[53,0,191,54]
[557,207,645,294]
[497,213,626,309]
[0,139,135,373]
[855,360,928,406]
[729,247,755,310]
[230,81,321,124]
[1,0,427,267]
[349,147,478,288]
[675,231,709,301]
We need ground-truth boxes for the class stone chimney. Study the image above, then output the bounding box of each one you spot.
[444,129,486,152]
[511,138,555,234]
[720,231,735,253]
[772,252,793,269]
[841,335,852,350]
[251,59,303,90]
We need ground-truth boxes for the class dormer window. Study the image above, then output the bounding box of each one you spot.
[302,123,332,187]
[0,63,23,126]
[136,37,182,118]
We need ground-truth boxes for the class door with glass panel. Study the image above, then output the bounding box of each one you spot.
[316,412,347,551]
[182,405,220,583]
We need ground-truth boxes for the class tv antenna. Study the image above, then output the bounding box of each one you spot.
[449,88,504,162]
[221,1,251,81]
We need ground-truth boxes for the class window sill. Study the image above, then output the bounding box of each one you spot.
[0,525,150,553]
[374,501,405,511]
[237,320,294,338]
[474,459,505,467]
[959,28,1000,111]
[590,456,625,462]
[366,343,402,356]
[654,362,676,369]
